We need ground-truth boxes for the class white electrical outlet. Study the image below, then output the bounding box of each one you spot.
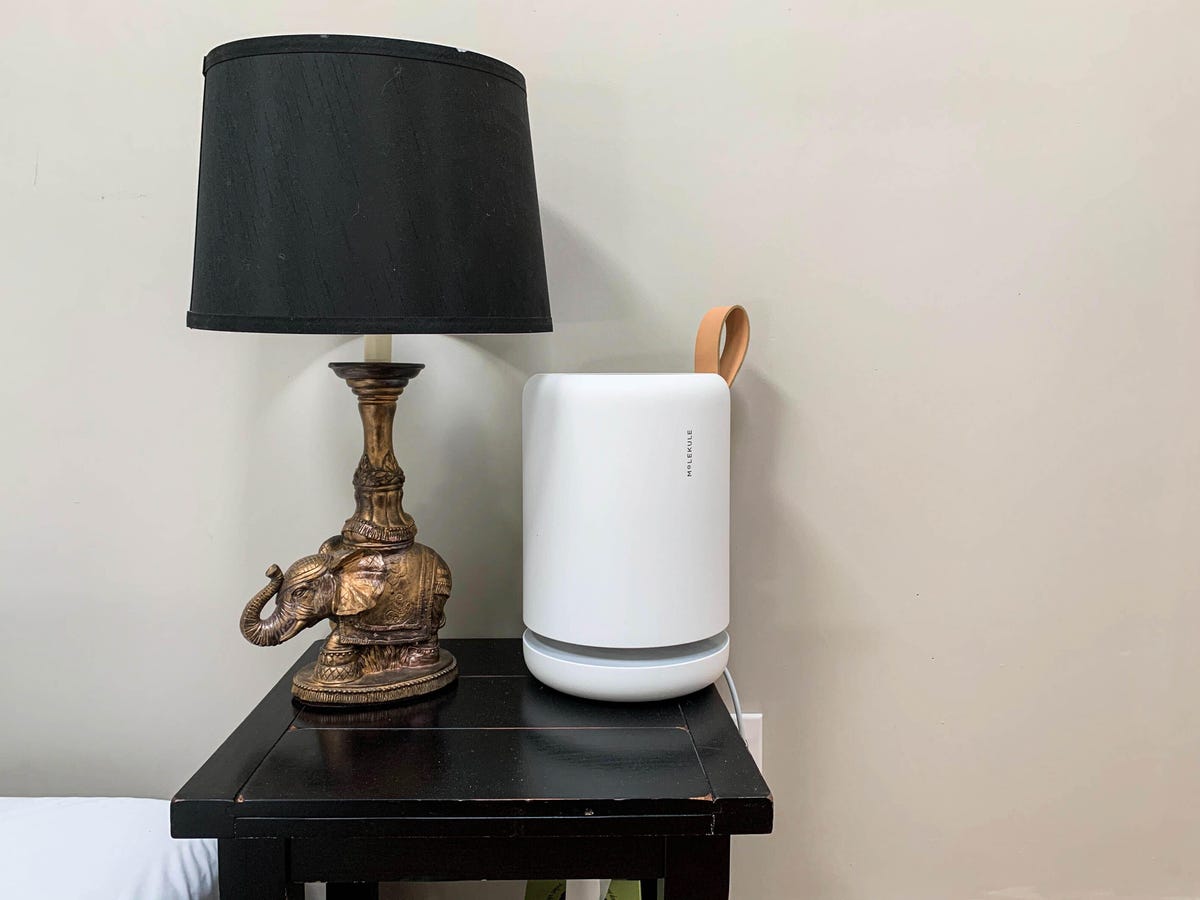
[732,712,764,774]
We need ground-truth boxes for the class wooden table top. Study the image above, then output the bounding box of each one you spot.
[171,638,772,840]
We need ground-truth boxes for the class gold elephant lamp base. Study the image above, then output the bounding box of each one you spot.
[239,362,458,707]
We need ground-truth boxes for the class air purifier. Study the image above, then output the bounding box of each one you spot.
[522,307,749,701]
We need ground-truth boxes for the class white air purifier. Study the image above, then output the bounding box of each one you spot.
[522,307,750,701]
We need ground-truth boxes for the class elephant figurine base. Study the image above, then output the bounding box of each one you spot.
[291,648,458,707]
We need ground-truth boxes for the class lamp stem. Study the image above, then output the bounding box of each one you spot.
[364,334,392,363]
[329,361,424,548]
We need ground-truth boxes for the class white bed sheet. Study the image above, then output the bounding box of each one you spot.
[0,797,218,900]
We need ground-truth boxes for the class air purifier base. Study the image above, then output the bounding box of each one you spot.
[522,630,730,702]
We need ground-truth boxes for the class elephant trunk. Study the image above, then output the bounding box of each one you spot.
[240,564,286,647]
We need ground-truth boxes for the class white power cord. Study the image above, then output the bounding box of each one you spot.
[722,667,744,737]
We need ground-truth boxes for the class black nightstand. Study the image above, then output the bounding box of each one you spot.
[172,638,773,899]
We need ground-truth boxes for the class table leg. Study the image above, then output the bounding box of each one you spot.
[218,838,288,900]
[328,884,380,900]
[663,836,730,900]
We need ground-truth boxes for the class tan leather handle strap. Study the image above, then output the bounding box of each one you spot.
[694,305,750,387]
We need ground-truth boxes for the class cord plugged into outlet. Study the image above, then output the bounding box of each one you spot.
[721,669,764,774]
[736,713,764,773]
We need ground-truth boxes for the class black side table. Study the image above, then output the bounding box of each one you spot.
[172,639,773,899]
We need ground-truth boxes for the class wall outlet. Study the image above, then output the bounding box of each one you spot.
[732,712,764,774]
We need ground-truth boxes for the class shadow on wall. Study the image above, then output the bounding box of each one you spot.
[727,364,879,900]
[429,205,657,634]
[240,331,357,569]
[730,369,793,632]
[456,207,678,376]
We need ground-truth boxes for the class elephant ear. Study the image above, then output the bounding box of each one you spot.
[330,550,386,616]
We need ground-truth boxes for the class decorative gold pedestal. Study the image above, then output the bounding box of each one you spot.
[238,362,457,707]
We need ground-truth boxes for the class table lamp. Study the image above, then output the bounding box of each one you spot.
[188,35,551,706]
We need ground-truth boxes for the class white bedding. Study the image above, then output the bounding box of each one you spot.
[0,797,218,900]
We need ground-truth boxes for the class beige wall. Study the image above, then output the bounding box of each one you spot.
[2,2,1199,898]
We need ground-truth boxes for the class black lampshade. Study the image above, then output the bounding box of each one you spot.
[188,35,552,334]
